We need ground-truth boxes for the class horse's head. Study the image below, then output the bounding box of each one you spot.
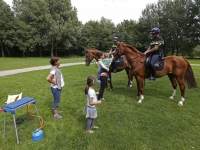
[84,49,92,66]
[114,41,125,57]
[84,48,101,66]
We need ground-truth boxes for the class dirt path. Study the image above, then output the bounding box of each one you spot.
[0,62,84,77]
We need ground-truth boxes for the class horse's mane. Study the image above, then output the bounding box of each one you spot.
[121,42,142,54]
[86,48,108,55]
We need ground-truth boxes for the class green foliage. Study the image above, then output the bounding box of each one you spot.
[139,0,200,55]
[1,0,200,57]
[80,17,115,51]
[12,0,80,57]
[116,20,143,50]
[0,0,18,57]
[0,61,200,149]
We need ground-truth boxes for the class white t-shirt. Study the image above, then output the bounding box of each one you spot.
[50,70,65,88]
[86,88,97,107]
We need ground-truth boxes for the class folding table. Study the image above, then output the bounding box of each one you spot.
[3,97,41,144]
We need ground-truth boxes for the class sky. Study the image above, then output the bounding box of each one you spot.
[4,0,158,24]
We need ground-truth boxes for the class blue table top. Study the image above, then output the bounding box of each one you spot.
[3,97,36,114]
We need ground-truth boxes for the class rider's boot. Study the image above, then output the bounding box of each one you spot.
[149,67,156,81]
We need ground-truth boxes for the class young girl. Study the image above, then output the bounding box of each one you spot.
[96,52,110,83]
[84,76,102,133]
[46,57,65,119]
[101,53,113,82]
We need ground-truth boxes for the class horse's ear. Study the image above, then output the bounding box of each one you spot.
[84,49,88,53]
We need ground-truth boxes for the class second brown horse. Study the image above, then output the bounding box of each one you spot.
[85,48,133,90]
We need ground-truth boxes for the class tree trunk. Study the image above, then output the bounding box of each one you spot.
[51,40,54,57]
[171,43,175,55]
[39,45,42,57]
[55,45,57,56]
[5,45,10,57]
[0,40,5,57]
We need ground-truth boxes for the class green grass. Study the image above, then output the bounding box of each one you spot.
[0,57,85,71]
[186,58,200,64]
[0,59,200,149]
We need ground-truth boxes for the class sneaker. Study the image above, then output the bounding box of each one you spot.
[91,126,99,129]
[113,69,117,73]
[101,98,105,100]
[107,78,110,83]
[86,130,94,133]
[54,114,63,119]
[149,77,156,81]
[96,80,101,84]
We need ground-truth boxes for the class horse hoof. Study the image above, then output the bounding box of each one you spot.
[178,103,183,106]
[110,89,113,91]
[178,101,183,106]
[169,96,173,100]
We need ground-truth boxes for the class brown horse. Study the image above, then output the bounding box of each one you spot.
[85,48,133,90]
[114,41,197,106]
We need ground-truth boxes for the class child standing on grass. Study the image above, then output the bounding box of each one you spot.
[46,57,65,119]
[84,76,102,133]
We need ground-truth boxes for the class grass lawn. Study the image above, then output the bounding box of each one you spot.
[0,58,200,149]
[0,57,84,71]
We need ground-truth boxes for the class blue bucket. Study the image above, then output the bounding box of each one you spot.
[32,129,44,142]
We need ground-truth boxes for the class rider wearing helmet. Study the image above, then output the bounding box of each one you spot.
[109,36,118,73]
[143,27,164,81]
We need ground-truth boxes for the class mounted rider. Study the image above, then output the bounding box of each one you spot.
[109,36,119,73]
[143,27,164,81]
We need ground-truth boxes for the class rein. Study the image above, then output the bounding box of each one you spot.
[126,53,144,62]
[117,43,146,77]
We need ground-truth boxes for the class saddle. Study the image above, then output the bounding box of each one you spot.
[145,55,164,71]
[115,56,124,67]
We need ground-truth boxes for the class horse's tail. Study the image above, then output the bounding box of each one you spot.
[184,59,198,89]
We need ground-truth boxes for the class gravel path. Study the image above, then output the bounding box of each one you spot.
[0,62,84,77]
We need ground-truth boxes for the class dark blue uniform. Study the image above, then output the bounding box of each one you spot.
[149,36,164,79]
[149,36,164,65]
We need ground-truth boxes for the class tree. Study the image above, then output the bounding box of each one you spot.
[138,0,200,56]
[0,0,18,57]
[116,20,143,50]
[13,0,80,57]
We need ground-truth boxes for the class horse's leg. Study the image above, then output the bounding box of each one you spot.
[136,76,144,104]
[125,67,132,88]
[108,71,113,91]
[176,77,186,106]
[167,74,177,100]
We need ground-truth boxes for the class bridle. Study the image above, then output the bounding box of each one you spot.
[85,49,98,67]
[85,50,91,65]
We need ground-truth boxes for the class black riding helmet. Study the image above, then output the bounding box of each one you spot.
[150,27,160,34]
[113,36,119,42]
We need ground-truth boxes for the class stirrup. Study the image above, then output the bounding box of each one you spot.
[149,77,156,81]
